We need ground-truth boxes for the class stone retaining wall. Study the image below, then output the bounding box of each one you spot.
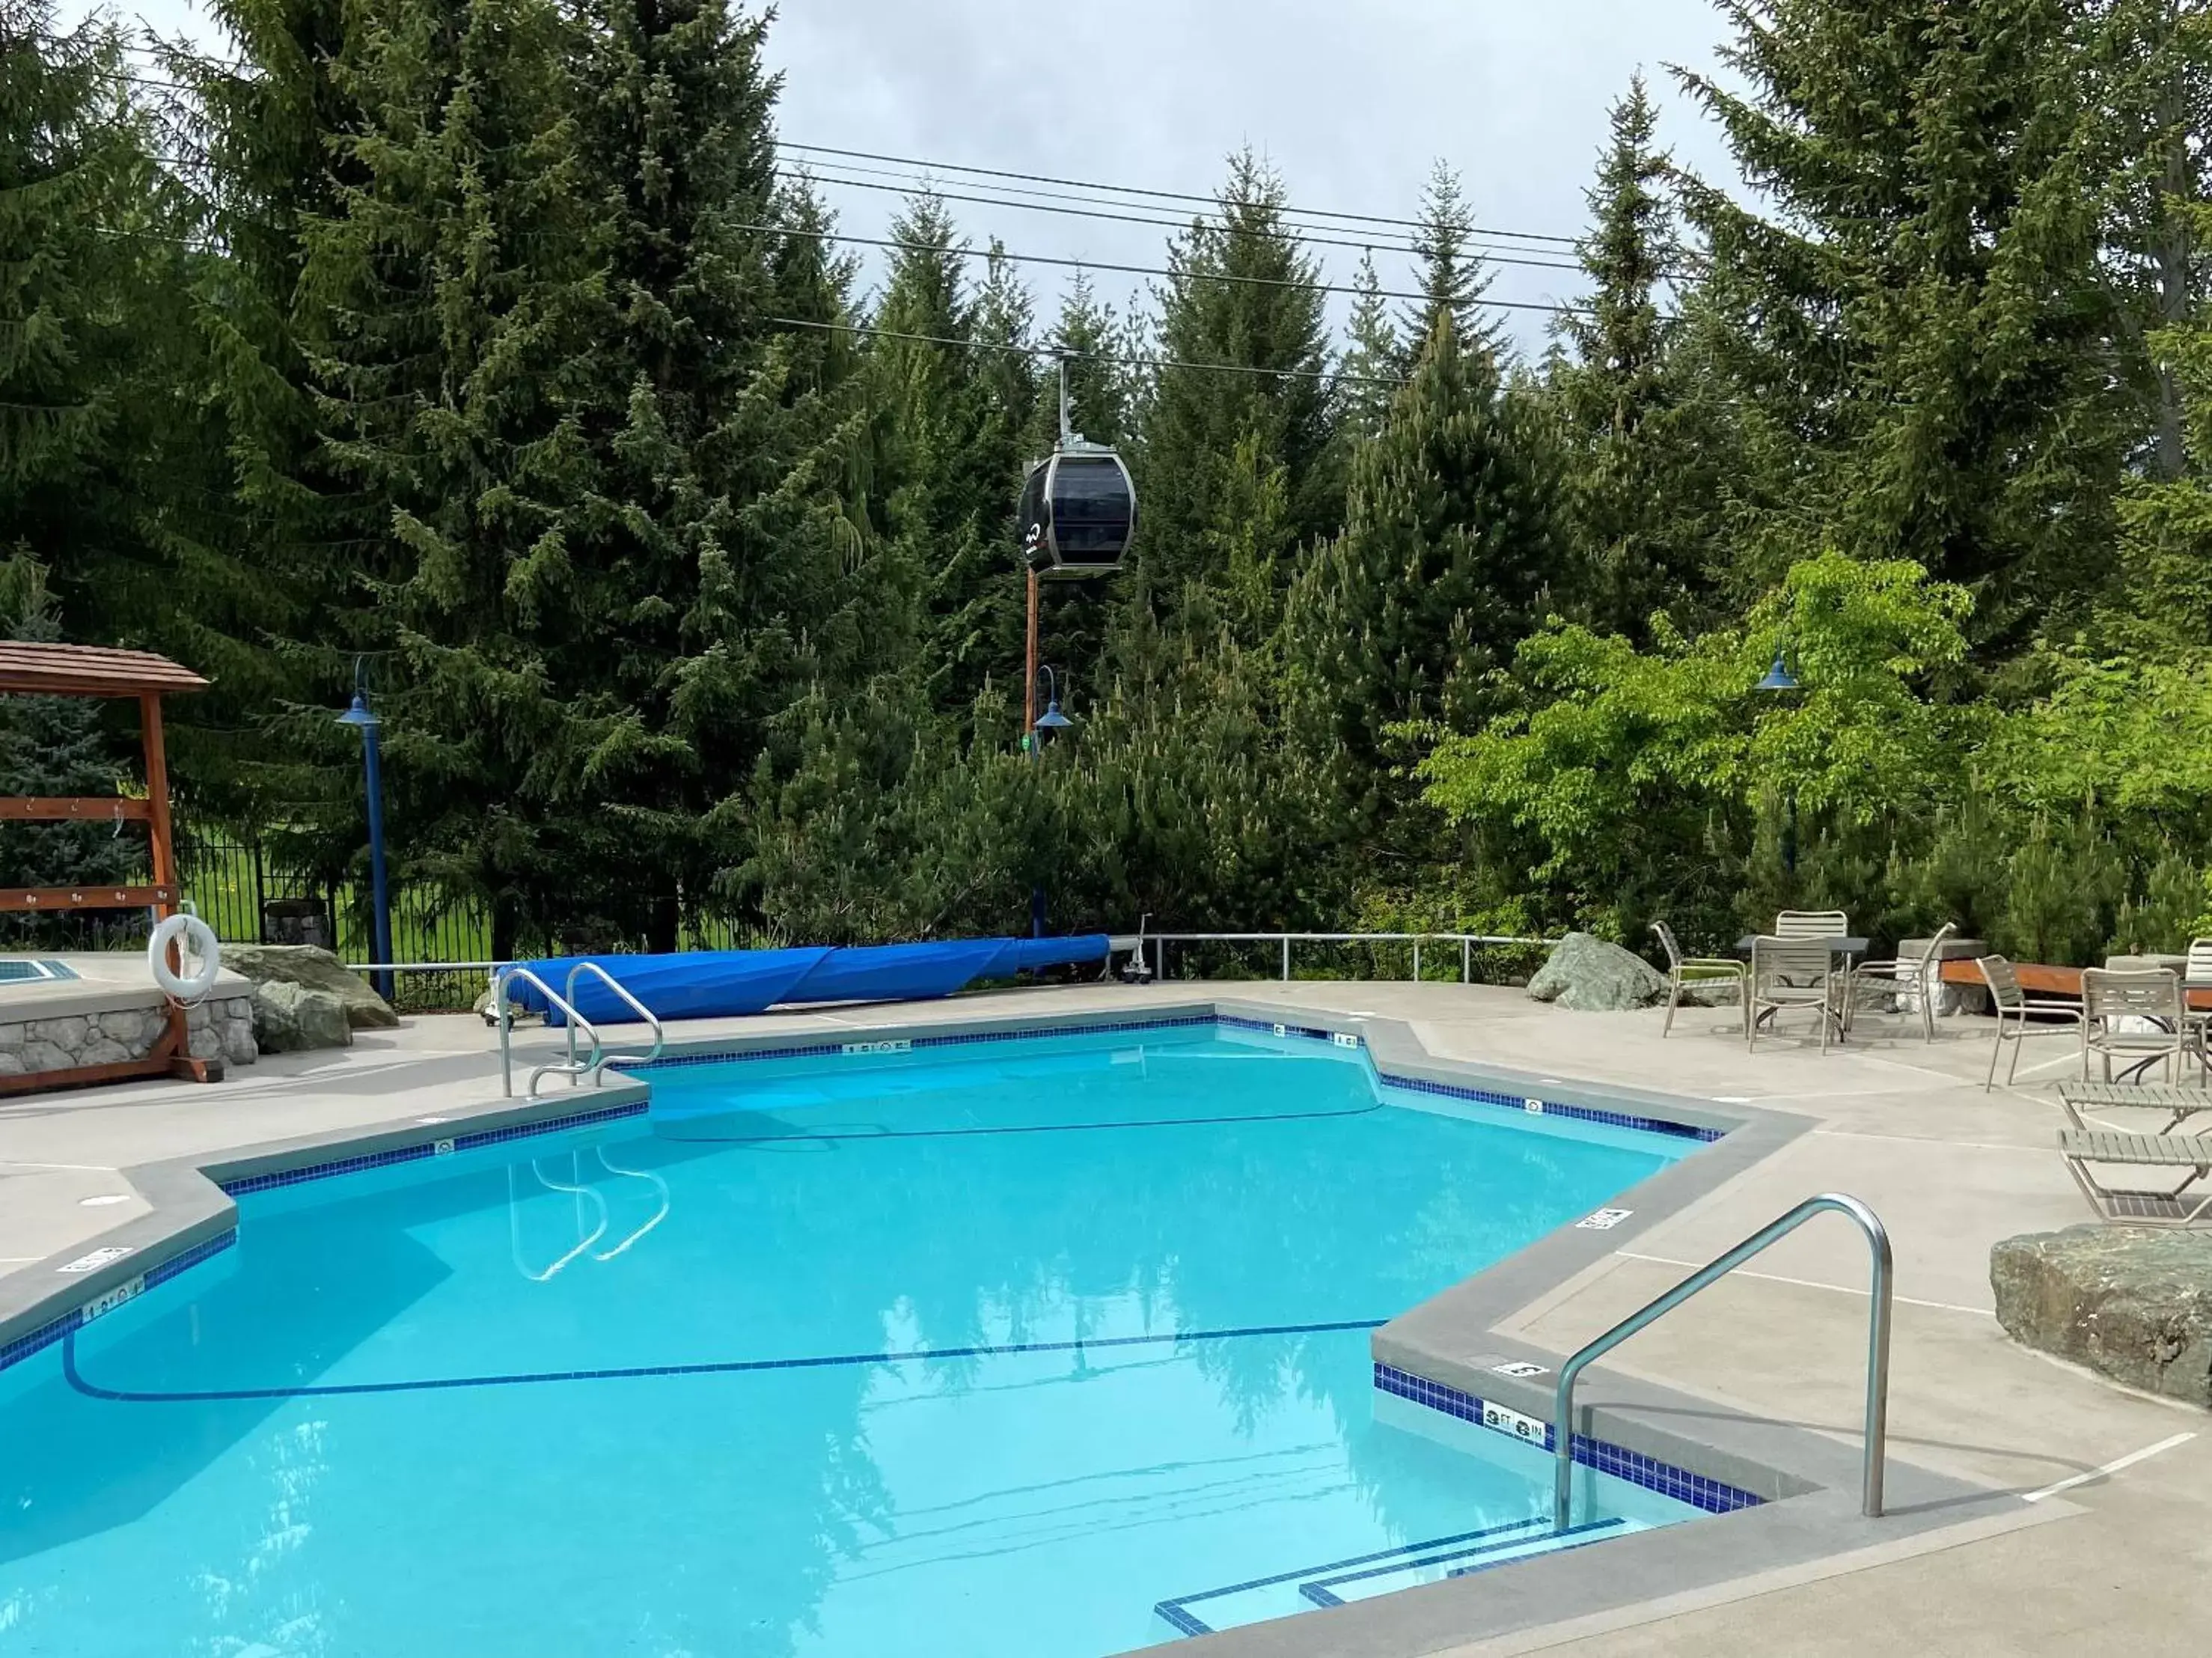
[0,996,257,1077]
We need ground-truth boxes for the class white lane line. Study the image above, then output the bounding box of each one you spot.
[0,1161,125,1173]
[1613,1250,1994,1317]
[2022,1432,2197,1502]
[1810,1127,2051,1155]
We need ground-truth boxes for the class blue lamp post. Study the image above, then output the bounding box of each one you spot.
[1029,668,1077,938]
[336,662,394,1003]
[1754,648,1800,872]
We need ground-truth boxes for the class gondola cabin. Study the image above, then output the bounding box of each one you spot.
[1018,444,1137,579]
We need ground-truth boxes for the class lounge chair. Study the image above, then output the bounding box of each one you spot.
[2182,938,2212,1079]
[1846,921,1957,1043]
[1748,936,1845,1052]
[2058,1088,2212,1225]
[2080,967,2187,1084]
[1979,956,2083,1091]
[1651,921,1746,1038]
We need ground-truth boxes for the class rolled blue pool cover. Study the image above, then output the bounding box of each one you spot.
[507,935,1110,1025]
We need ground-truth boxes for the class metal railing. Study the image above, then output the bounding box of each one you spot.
[1551,1192,1892,1532]
[1131,930,1556,985]
[563,961,664,1079]
[493,966,600,1097]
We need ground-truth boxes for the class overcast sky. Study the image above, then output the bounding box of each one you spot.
[73,0,1744,355]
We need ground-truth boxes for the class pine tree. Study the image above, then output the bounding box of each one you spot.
[1676,0,2124,645]
[299,0,611,956]
[1130,150,1336,630]
[1283,316,1561,843]
[1399,162,1502,365]
[1549,75,1720,640]
[1335,253,1401,442]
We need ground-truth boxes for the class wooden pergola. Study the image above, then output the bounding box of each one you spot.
[0,641,219,1090]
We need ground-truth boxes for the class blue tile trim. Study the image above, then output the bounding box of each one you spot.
[618,1014,1723,1143]
[620,1014,1218,1072]
[1376,1070,1721,1142]
[0,1228,238,1379]
[216,1100,648,1195]
[1374,1362,1763,1516]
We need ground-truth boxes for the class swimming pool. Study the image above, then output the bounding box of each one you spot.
[0,1020,1723,1655]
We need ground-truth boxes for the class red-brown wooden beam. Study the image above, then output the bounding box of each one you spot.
[0,884,179,912]
[0,796,153,822]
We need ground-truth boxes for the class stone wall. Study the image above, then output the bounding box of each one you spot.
[0,995,257,1077]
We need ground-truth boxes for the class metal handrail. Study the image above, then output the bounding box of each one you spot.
[1131,930,1556,985]
[493,966,605,1097]
[1551,1192,1892,1531]
[563,961,665,1084]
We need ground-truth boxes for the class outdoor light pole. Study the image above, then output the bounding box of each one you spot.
[1755,649,1800,875]
[337,661,394,1002]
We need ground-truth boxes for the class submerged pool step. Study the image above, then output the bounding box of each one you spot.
[1152,1514,1628,1636]
[1297,1517,1628,1609]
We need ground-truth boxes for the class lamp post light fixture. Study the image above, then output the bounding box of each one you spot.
[335,661,395,1003]
[1753,647,1801,874]
[1032,666,1074,752]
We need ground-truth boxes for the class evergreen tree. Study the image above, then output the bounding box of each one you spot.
[1335,252,1402,442]
[1676,0,2124,646]
[1399,162,1502,364]
[1549,75,1720,640]
[299,0,610,956]
[1283,316,1561,844]
[1129,150,1335,633]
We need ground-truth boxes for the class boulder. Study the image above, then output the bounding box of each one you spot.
[1526,933,1667,1013]
[251,980,355,1054]
[1991,1226,2212,1407]
[221,943,397,1030]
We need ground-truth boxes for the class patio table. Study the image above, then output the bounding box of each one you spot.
[1734,936,1869,958]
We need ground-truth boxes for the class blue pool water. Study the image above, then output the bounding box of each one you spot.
[0,1024,1708,1656]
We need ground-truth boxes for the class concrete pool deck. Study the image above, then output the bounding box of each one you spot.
[0,978,2204,1654]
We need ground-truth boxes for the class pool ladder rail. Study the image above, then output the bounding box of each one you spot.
[494,962,665,1097]
[1551,1192,1892,1533]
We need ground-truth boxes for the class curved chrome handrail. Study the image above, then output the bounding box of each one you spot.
[492,965,605,1097]
[1551,1192,1892,1531]
[563,961,665,1085]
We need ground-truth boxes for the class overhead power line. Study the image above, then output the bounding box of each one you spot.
[767,315,1414,387]
[779,141,1581,249]
[737,221,1588,316]
[782,168,1586,272]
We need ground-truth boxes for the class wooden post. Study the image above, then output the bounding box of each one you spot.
[139,693,204,1077]
[1024,566,1039,753]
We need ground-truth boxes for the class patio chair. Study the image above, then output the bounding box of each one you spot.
[2182,937,2212,1078]
[1747,936,1845,1053]
[1845,922,1957,1043]
[2080,967,2187,1084]
[1979,956,2084,1091]
[1651,921,1747,1038]
[1774,909,1851,939]
[2057,1088,2212,1225]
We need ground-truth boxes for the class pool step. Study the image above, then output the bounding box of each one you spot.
[1152,1514,1628,1637]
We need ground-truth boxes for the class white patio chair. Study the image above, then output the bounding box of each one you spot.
[1748,936,1845,1053]
[1651,921,1747,1038]
[1774,909,1851,940]
[1978,956,2084,1091]
[1846,921,1957,1043]
[2080,967,2187,1084]
[2182,938,2212,1079]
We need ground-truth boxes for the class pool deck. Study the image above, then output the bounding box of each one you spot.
[1,978,2203,1655]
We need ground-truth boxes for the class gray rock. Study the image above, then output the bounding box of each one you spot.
[94,1009,155,1049]
[0,1022,25,1048]
[251,980,355,1053]
[78,1037,132,1066]
[221,944,398,1030]
[1526,933,1667,1013]
[1991,1226,2212,1407]
[0,1050,23,1076]
[220,1015,259,1068]
[20,1040,74,1073]
[28,1016,88,1050]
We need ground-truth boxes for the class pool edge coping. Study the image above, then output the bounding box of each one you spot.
[0,992,2037,1657]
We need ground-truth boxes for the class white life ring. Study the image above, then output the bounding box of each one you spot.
[149,913,222,1002]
